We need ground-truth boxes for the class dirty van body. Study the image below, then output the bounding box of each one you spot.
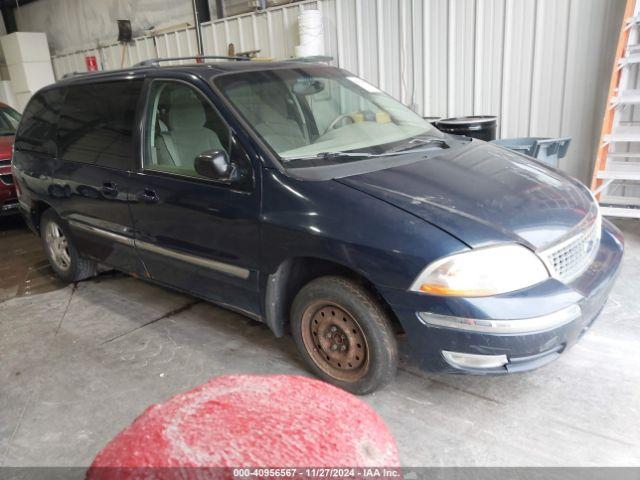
[13,61,623,393]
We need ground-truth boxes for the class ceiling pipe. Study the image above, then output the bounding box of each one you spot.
[191,0,206,59]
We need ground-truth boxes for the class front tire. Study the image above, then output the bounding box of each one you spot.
[291,276,398,394]
[40,209,97,283]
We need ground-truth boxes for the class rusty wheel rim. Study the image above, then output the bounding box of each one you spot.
[300,301,369,382]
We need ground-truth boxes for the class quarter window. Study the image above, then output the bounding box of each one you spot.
[57,80,143,170]
[15,89,64,156]
[0,106,21,134]
[144,81,230,178]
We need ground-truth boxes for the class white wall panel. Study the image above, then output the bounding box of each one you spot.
[473,0,505,117]
[422,0,449,117]
[448,0,475,116]
[46,0,625,182]
[336,0,358,73]
[529,0,570,137]
[380,0,402,99]
[500,0,537,138]
[399,0,415,108]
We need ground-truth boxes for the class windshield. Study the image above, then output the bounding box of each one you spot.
[215,67,443,167]
[0,106,21,136]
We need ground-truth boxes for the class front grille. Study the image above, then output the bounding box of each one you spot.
[539,213,601,283]
[0,174,13,185]
[0,158,10,167]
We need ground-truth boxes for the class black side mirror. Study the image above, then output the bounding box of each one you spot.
[194,150,237,182]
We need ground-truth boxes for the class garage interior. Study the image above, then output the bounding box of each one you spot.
[1,0,639,472]
[1,216,639,467]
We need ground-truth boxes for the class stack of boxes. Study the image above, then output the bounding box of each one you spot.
[0,32,55,112]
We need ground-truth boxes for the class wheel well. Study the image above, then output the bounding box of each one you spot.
[31,201,51,235]
[264,257,404,337]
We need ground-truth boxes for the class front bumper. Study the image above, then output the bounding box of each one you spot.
[381,219,624,373]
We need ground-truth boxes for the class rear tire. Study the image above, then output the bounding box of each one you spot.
[40,209,97,283]
[291,276,398,395]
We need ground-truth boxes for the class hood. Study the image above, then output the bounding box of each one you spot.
[0,134,13,159]
[0,135,12,176]
[336,141,596,250]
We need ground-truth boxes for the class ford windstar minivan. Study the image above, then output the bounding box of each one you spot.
[13,59,624,394]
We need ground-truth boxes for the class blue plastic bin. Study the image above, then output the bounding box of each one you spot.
[491,137,571,168]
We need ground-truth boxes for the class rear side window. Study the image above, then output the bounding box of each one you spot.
[57,80,143,170]
[15,88,64,156]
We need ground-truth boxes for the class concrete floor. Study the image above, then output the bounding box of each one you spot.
[1,216,639,467]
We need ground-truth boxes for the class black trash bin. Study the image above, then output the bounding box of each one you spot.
[434,115,498,141]
[423,116,442,126]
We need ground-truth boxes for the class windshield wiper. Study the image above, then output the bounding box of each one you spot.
[283,144,451,163]
[282,151,377,163]
[386,137,449,153]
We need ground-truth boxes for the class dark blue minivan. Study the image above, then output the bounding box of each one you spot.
[12,60,624,393]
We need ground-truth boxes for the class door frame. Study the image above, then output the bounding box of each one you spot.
[135,73,260,189]
[129,72,264,297]
[54,77,149,275]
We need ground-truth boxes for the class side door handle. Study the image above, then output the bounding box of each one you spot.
[101,181,118,197]
[138,188,160,203]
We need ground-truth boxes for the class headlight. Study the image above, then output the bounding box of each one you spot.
[410,244,549,297]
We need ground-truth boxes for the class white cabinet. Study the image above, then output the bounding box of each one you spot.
[0,32,55,111]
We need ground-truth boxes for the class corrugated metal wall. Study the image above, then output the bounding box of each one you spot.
[50,0,625,183]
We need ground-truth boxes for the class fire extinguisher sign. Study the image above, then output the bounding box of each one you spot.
[85,55,98,71]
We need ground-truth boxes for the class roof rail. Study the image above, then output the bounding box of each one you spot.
[134,56,250,67]
[60,71,92,80]
[287,55,334,63]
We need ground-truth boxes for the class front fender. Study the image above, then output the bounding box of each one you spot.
[260,169,468,291]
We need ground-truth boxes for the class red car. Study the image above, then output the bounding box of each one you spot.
[0,102,22,215]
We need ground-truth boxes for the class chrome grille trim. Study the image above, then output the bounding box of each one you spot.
[538,212,602,283]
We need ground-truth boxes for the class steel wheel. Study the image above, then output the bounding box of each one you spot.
[300,301,369,382]
[44,220,72,271]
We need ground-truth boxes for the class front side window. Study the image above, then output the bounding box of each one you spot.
[57,80,143,170]
[144,80,230,178]
[215,67,440,167]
